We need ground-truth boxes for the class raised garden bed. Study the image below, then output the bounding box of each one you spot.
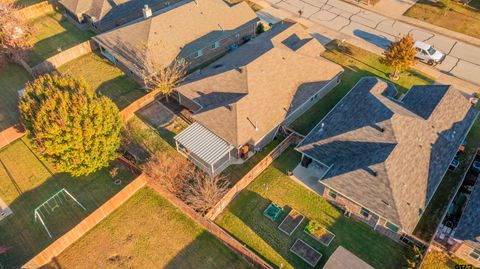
[263,202,283,221]
[290,239,322,267]
[304,220,335,246]
[278,209,304,236]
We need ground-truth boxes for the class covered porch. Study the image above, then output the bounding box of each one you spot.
[289,155,331,195]
[174,122,234,176]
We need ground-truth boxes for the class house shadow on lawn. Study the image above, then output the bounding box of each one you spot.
[221,147,412,269]
[163,232,252,269]
[0,160,135,269]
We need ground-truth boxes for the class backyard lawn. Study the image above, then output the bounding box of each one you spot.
[0,64,31,131]
[58,52,146,110]
[0,138,136,268]
[216,146,412,269]
[290,40,434,135]
[43,187,251,269]
[28,11,94,66]
[15,0,43,7]
[404,0,480,39]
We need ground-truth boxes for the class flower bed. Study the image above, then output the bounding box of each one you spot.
[304,220,335,247]
[278,209,304,236]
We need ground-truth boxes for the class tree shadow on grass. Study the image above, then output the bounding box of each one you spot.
[0,159,135,269]
[96,75,146,110]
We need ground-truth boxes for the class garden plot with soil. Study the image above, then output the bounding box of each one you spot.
[278,209,305,236]
[290,239,322,267]
[304,220,335,246]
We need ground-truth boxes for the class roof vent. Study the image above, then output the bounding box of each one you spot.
[142,4,152,19]
[318,123,325,133]
[365,167,377,177]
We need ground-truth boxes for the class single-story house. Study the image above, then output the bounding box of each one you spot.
[174,23,344,176]
[295,77,478,240]
[449,178,480,267]
[58,0,183,33]
[323,246,374,269]
[92,0,259,86]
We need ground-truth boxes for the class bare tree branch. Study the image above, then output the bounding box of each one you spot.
[0,0,33,68]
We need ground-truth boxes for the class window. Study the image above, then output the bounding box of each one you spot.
[212,41,220,49]
[194,49,203,58]
[360,207,370,218]
[469,248,480,260]
[385,221,399,233]
[328,190,337,199]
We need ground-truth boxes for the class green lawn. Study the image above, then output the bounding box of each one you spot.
[28,11,94,66]
[290,40,434,135]
[404,0,480,39]
[58,52,146,110]
[44,187,251,268]
[0,64,32,131]
[413,119,480,241]
[216,146,411,269]
[15,0,44,7]
[0,138,136,268]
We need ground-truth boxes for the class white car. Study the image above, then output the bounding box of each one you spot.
[414,41,445,65]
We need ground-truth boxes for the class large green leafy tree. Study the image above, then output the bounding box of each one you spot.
[19,73,122,176]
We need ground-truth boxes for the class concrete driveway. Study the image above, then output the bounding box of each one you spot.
[261,0,480,86]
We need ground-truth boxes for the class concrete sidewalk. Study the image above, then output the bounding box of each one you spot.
[253,0,480,93]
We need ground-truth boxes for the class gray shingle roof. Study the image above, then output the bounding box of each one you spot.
[323,246,374,269]
[93,0,259,75]
[176,23,344,147]
[454,178,480,249]
[296,77,478,233]
[60,0,170,24]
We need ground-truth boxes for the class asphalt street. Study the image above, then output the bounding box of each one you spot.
[261,0,480,86]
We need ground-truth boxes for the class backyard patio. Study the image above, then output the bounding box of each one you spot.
[0,138,136,268]
[215,146,412,269]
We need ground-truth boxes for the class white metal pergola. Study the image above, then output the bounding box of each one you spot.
[174,122,234,175]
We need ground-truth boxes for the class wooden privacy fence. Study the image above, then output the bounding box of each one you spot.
[28,41,98,77]
[22,175,147,268]
[205,132,301,220]
[147,182,274,269]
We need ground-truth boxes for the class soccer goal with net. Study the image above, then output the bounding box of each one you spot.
[34,188,86,238]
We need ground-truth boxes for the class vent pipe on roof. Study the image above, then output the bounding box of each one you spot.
[142,5,152,19]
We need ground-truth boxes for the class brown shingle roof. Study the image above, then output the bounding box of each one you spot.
[177,23,344,147]
[296,77,478,233]
[93,0,259,75]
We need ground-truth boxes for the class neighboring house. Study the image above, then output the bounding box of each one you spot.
[449,178,480,267]
[295,77,478,241]
[92,0,259,85]
[323,246,374,269]
[174,23,344,176]
[58,0,181,33]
